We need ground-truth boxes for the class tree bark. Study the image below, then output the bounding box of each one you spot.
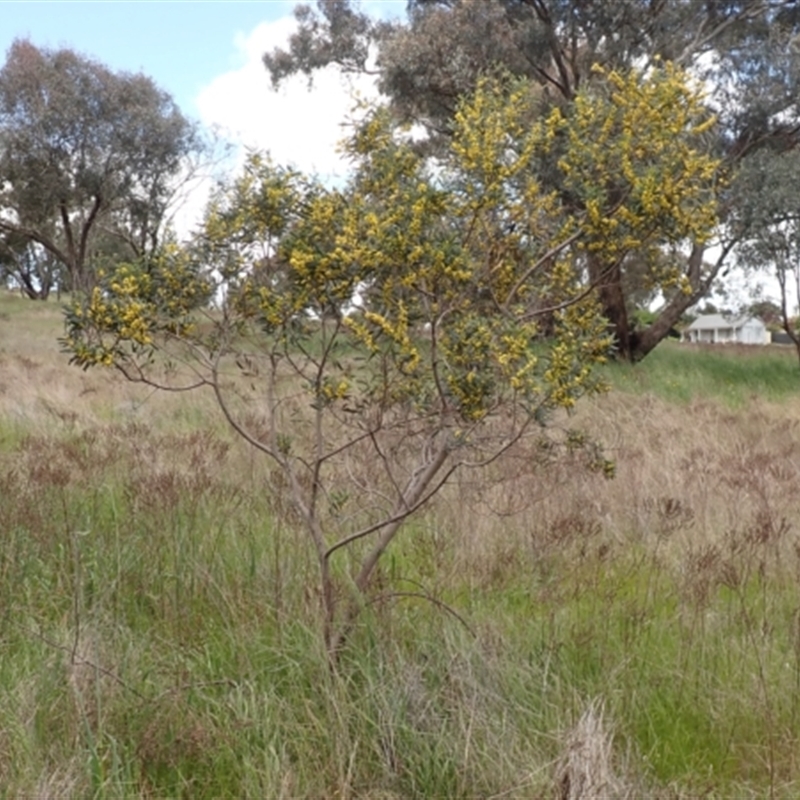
[589,240,733,363]
[587,253,633,360]
[17,267,51,300]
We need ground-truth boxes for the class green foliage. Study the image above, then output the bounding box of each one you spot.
[748,299,783,330]
[0,39,202,293]
[734,148,800,363]
[0,235,63,300]
[65,65,719,410]
[62,245,213,369]
[558,64,718,256]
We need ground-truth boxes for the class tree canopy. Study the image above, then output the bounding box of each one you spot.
[0,39,202,295]
[264,0,800,361]
[63,66,719,653]
[733,147,800,361]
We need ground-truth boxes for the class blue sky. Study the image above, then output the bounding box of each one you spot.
[0,1,406,198]
[0,2,405,115]
[2,2,293,115]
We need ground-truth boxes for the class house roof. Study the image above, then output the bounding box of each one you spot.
[686,314,764,331]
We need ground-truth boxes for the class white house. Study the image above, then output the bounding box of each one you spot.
[683,314,769,345]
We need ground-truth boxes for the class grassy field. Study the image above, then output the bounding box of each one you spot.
[3,289,800,798]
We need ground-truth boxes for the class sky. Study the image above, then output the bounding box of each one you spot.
[0,0,406,227]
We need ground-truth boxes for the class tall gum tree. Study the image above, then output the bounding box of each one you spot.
[63,69,718,658]
[0,39,202,294]
[733,148,800,365]
[264,0,800,361]
[0,234,61,300]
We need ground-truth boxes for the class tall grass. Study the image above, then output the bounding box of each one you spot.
[4,289,800,797]
[604,340,800,406]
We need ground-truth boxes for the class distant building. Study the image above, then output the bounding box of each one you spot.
[683,314,769,345]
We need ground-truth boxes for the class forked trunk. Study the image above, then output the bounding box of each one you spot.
[613,244,718,363]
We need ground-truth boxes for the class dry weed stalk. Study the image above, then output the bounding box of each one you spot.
[30,764,82,800]
[558,698,625,800]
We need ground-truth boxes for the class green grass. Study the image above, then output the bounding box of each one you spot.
[5,290,800,796]
[603,340,800,405]
[3,426,800,797]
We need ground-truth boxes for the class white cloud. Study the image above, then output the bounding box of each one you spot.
[169,15,382,239]
[196,17,381,184]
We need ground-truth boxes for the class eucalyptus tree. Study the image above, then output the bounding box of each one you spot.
[264,0,800,361]
[0,39,203,294]
[733,148,800,365]
[0,232,62,299]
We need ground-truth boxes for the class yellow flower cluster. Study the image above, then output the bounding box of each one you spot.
[63,250,211,369]
[558,62,720,279]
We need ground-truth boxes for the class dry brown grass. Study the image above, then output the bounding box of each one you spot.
[557,699,622,800]
[434,387,800,587]
[0,290,225,434]
[8,289,799,569]
[7,287,800,621]
[6,289,800,796]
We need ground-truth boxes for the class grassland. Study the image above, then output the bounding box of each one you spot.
[3,288,800,798]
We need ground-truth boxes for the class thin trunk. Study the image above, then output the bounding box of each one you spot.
[17,269,43,299]
[777,261,800,369]
[327,440,451,659]
[77,193,103,287]
[59,201,80,292]
[524,0,576,99]
[0,222,72,290]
